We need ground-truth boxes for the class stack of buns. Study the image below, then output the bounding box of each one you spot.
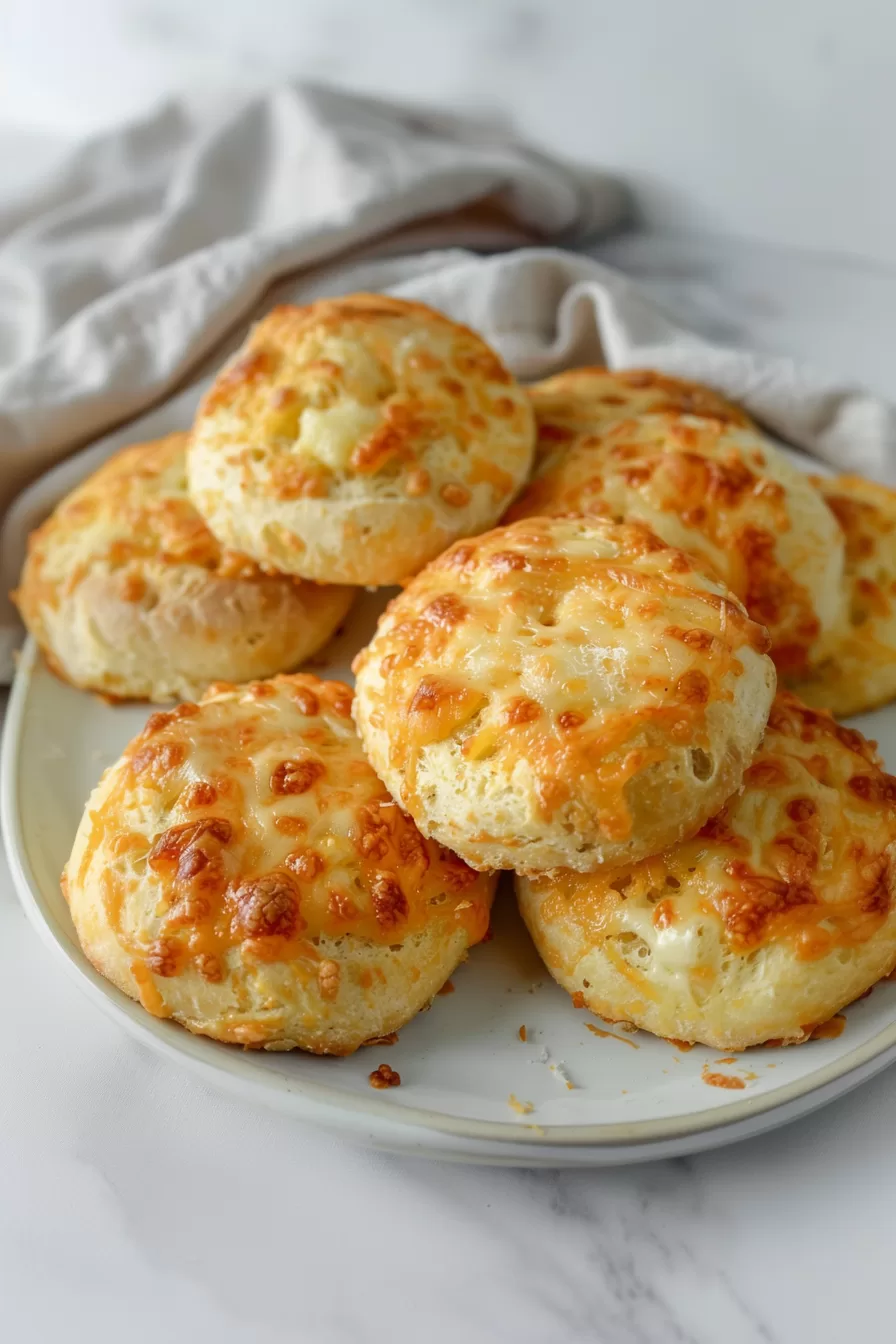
[18,295,896,1057]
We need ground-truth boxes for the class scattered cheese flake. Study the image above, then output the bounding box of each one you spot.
[548,1060,576,1091]
[701,1063,746,1091]
[585,1022,639,1049]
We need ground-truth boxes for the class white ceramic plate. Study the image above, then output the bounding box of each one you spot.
[5,598,896,1167]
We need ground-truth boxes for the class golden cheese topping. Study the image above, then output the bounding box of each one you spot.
[352,515,776,873]
[517,692,896,1049]
[187,296,535,585]
[14,434,354,701]
[793,475,896,716]
[527,368,752,474]
[507,412,846,676]
[64,675,495,1054]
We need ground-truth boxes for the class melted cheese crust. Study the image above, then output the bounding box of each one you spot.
[527,368,752,466]
[793,475,896,716]
[353,515,776,873]
[188,296,535,584]
[14,434,354,701]
[518,693,896,1049]
[65,675,494,1054]
[507,411,846,676]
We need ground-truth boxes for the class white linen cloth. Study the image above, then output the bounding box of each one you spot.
[1,82,894,681]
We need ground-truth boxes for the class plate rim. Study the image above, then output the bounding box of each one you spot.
[6,636,896,1151]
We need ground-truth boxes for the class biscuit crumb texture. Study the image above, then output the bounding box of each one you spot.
[368,1063,401,1088]
[188,296,535,585]
[793,475,896,716]
[509,398,846,677]
[353,515,777,872]
[64,675,495,1054]
[15,434,354,701]
[517,692,896,1049]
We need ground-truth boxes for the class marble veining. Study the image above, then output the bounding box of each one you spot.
[4,6,896,1339]
[7,795,896,1344]
[6,779,896,1344]
[4,261,896,1344]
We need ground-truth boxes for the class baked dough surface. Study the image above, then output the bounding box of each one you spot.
[353,515,776,873]
[507,410,846,676]
[188,296,535,585]
[793,475,896,716]
[65,675,495,1054]
[15,434,354,701]
[517,693,896,1049]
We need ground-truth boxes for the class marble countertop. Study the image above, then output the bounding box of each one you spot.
[3,6,896,1337]
[4,809,896,1344]
[2,229,895,1344]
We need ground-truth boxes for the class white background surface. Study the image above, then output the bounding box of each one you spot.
[0,0,891,264]
[2,3,895,1341]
